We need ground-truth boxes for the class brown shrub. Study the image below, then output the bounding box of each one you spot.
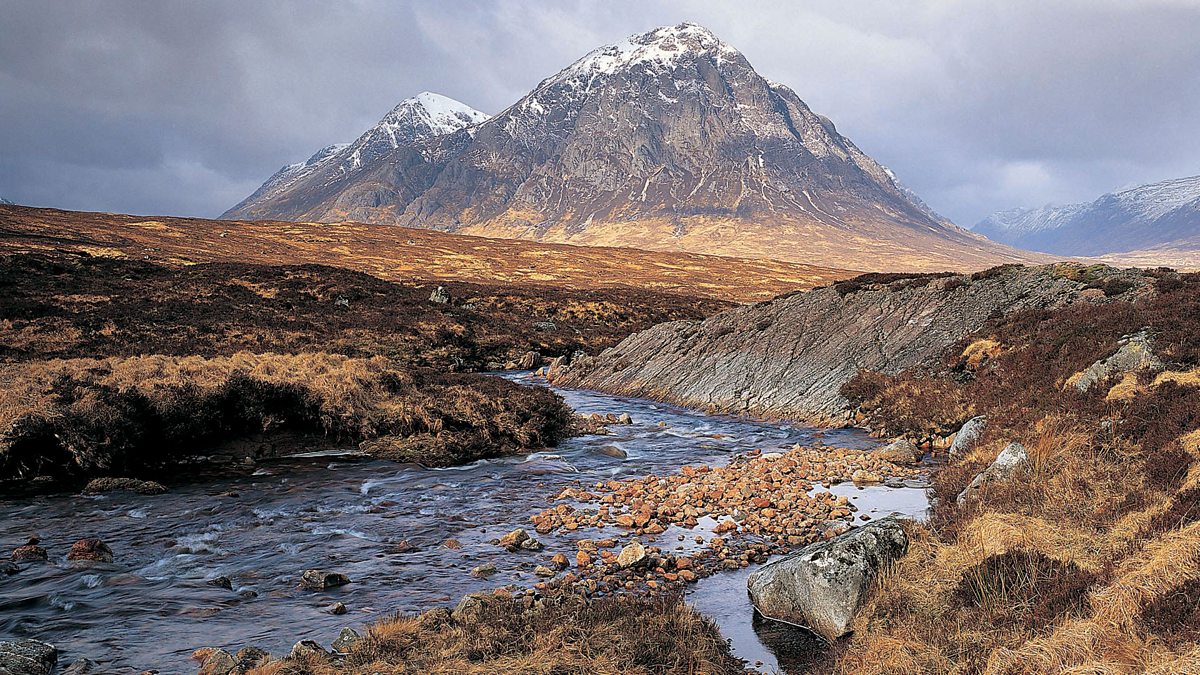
[0,353,574,483]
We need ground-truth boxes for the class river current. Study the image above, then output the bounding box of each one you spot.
[0,374,927,672]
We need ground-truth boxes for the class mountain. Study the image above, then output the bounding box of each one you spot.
[225,23,1035,271]
[975,174,1200,256]
[223,92,488,218]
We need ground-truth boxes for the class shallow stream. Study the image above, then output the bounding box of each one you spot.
[0,374,926,672]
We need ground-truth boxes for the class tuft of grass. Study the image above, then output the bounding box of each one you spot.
[244,595,745,675]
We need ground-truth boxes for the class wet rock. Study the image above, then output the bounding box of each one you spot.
[429,285,451,304]
[234,646,270,670]
[498,528,542,552]
[10,541,47,563]
[332,627,361,653]
[617,540,647,569]
[948,416,987,457]
[289,640,327,659]
[617,413,633,425]
[748,517,909,640]
[518,351,543,370]
[62,658,99,674]
[386,540,414,554]
[876,438,921,465]
[238,589,258,600]
[67,538,113,563]
[550,553,570,570]
[595,445,628,459]
[451,592,491,623]
[957,442,1030,505]
[0,639,57,675]
[81,477,167,495]
[534,565,556,577]
[327,601,347,615]
[470,563,497,578]
[443,538,462,550]
[545,355,569,379]
[299,569,350,591]
[1070,329,1163,392]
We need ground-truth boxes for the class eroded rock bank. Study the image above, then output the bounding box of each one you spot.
[554,265,1149,423]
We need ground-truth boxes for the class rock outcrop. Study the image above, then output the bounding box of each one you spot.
[557,266,1141,423]
[1068,329,1163,393]
[957,442,1030,505]
[747,518,908,640]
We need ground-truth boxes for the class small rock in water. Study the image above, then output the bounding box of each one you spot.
[289,640,327,659]
[67,538,113,563]
[193,648,235,675]
[63,657,100,674]
[443,538,462,550]
[238,589,258,599]
[470,563,498,578]
[11,542,47,562]
[81,477,167,495]
[534,565,556,578]
[550,553,570,570]
[299,569,350,591]
[617,413,633,424]
[327,601,347,615]
[0,638,58,675]
[595,445,628,459]
[498,528,542,552]
[332,627,361,653]
[206,576,233,590]
[617,540,647,569]
[234,646,270,670]
[386,539,414,554]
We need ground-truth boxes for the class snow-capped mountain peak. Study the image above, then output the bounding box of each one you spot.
[975,174,1200,256]
[564,22,738,78]
[372,92,490,147]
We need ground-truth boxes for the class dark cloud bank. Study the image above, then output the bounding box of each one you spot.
[1,0,1197,226]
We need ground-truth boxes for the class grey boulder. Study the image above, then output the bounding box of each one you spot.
[747,518,908,640]
[957,442,1030,505]
[948,416,987,457]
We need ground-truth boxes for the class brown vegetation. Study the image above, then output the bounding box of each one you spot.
[0,352,573,483]
[0,252,729,368]
[235,595,744,675]
[0,204,852,303]
[833,270,1200,672]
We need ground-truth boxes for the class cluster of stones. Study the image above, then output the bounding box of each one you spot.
[530,446,916,545]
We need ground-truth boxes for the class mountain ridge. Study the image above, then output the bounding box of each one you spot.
[975,174,1200,256]
[225,22,1041,271]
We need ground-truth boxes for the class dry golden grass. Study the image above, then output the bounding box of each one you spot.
[835,275,1200,673]
[241,595,744,675]
[0,204,851,303]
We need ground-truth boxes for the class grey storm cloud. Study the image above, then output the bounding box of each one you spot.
[1,0,1198,225]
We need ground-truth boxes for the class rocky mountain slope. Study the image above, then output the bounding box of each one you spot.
[975,174,1200,256]
[553,264,1149,423]
[225,23,1036,271]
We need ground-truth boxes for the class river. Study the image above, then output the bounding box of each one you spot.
[0,374,927,672]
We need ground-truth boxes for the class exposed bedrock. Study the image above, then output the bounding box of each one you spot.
[555,265,1147,423]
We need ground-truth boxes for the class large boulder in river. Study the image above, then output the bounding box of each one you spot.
[67,538,113,563]
[957,442,1029,505]
[299,570,350,591]
[81,477,167,495]
[556,266,1141,423]
[748,518,908,640]
[0,639,58,675]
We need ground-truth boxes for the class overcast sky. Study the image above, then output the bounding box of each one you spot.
[2,0,1198,226]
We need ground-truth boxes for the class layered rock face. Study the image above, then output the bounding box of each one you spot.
[554,265,1144,423]
[225,24,1034,271]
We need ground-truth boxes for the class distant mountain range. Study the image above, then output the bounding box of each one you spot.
[975,175,1200,257]
[225,23,1035,271]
